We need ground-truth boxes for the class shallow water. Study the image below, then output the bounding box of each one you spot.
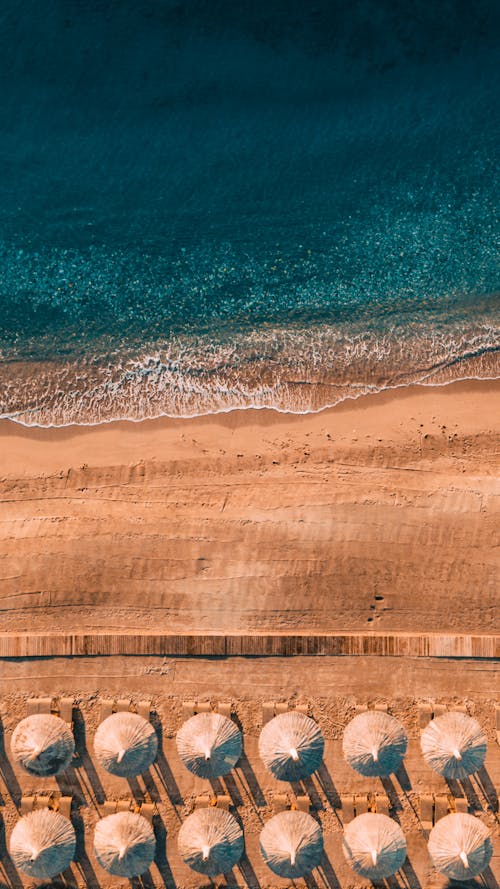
[0,1,498,425]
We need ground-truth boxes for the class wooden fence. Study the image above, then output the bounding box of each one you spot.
[0,632,497,659]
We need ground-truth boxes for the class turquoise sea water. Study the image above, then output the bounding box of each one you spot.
[0,1,498,424]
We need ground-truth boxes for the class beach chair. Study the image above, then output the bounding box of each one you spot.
[419,794,433,831]
[140,803,155,823]
[196,701,211,714]
[454,704,467,714]
[273,794,288,813]
[27,697,52,716]
[434,793,448,822]
[182,701,196,719]
[418,703,432,728]
[117,800,131,813]
[295,704,309,716]
[103,801,117,817]
[433,704,446,718]
[356,703,369,713]
[355,794,369,816]
[217,702,231,718]
[36,794,52,810]
[454,797,468,814]
[340,794,355,824]
[216,795,231,811]
[374,703,388,712]
[262,702,275,725]
[275,702,288,715]
[100,699,114,720]
[20,795,36,814]
[58,796,72,818]
[137,700,152,721]
[58,697,74,726]
[294,795,310,813]
[375,794,390,816]
[194,794,211,809]
[116,699,131,713]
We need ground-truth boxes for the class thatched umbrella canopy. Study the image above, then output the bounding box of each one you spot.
[176,712,242,779]
[11,714,75,777]
[342,813,407,880]
[259,811,323,878]
[420,712,487,779]
[94,812,156,877]
[342,711,408,777]
[259,712,324,781]
[428,813,492,880]
[178,808,244,876]
[94,712,158,777]
[10,810,76,879]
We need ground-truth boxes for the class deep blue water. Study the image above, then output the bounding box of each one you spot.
[0,1,498,423]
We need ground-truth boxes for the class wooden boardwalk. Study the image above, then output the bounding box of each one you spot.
[0,631,498,658]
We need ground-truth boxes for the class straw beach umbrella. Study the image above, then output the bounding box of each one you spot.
[176,712,242,779]
[342,813,407,880]
[11,714,75,777]
[10,810,76,879]
[259,712,324,781]
[94,712,158,777]
[343,711,408,777]
[260,811,323,878]
[94,812,156,877]
[428,813,493,880]
[178,809,244,876]
[420,712,487,779]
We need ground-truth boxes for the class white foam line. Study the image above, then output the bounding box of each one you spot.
[1,371,498,430]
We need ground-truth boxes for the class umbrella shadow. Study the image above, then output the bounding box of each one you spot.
[394,763,412,794]
[141,767,162,803]
[0,817,23,889]
[0,717,22,807]
[235,751,267,808]
[150,715,183,808]
[72,708,106,806]
[475,766,499,816]
[219,772,243,808]
[460,776,483,812]
[152,812,176,889]
[71,808,100,889]
[380,776,403,815]
[238,852,261,889]
[130,870,157,889]
[315,762,341,810]
[317,851,341,889]
[399,855,422,889]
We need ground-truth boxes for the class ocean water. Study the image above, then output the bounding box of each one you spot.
[0,0,498,425]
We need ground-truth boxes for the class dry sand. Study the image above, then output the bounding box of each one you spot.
[0,380,499,636]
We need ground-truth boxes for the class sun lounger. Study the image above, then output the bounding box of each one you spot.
[340,794,355,824]
[196,701,211,713]
[137,701,152,721]
[275,702,288,715]
[216,795,231,811]
[182,701,196,719]
[101,699,114,720]
[20,795,36,814]
[418,703,432,728]
[295,704,309,715]
[217,702,231,718]
[434,793,448,821]
[36,794,52,809]
[58,698,74,725]
[117,800,131,813]
[295,795,310,813]
[116,699,131,712]
[58,796,72,818]
[194,794,211,809]
[273,794,288,813]
[355,794,369,816]
[376,794,390,816]
[103,801,117,816]
[27,697,52,716]
[374,703,388,712]
[419,794,433,831]
[140,803,155,822]
[433,704,446,718]
[454,798,468,814]
[262,702,275,724]
[454,704,467,713]
[356,703,368,713]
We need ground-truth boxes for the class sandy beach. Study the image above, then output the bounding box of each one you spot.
[1,379,499,888]
[1,379,499,637]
